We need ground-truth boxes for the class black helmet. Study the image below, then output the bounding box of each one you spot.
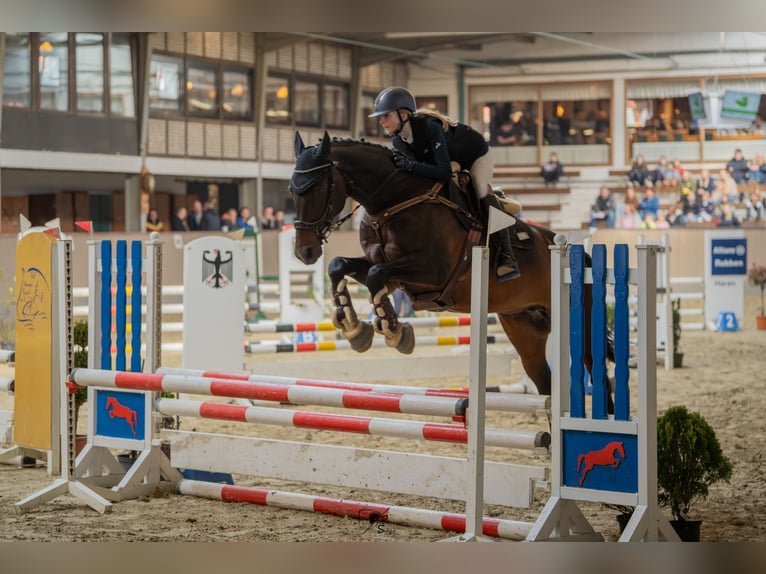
[368,87,416,117]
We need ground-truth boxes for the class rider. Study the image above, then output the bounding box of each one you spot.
[369,86,520,281]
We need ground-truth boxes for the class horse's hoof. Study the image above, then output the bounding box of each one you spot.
[348,321,374,352]
[395,323,415,355]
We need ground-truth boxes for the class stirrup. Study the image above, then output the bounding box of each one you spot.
[496,263,521,282]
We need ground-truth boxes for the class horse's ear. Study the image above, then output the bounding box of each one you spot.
[316,130,331,158]
[294,131,306,159]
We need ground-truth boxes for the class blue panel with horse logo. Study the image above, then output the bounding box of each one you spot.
[95,389,146,441]
[562,430,638,493]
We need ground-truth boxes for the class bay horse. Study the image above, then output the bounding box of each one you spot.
[289,131,607,400]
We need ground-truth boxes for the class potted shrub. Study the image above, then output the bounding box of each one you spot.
[672,299,683,368]
[657,405,733,541]
[72,321,90,452]
[748,263,766,330]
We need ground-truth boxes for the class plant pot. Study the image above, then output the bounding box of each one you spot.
[673,351,684,368]
[670,519,701,542]
[756,315,766,330]
[75,434,88,456]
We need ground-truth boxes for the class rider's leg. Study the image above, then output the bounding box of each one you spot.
[472,153,521,281]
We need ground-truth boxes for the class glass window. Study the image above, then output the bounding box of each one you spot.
[222,66,252,120]
[39,32,69,111]
[294,78,320,126]
[265,73,290,124]
[323,82,349,129]
[361,92,383,137]
[149,54,183,116]
[488,101,538,146]
[2,33,31,107]
[109,33,135,117]
[541,83,610,146]
[75,33,104,112]
[187,60,218,118]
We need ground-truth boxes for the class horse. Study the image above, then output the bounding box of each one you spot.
[288,131,608,402]
[106,396,138,437]
[576,440,626,486]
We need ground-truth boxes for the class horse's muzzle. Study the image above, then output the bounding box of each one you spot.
[295,243,322,265]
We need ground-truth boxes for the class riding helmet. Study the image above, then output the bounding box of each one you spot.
[368,87,416,117]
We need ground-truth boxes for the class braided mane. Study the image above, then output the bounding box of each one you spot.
[330,137,392,155]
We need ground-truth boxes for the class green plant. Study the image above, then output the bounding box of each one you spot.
[72,320,89,422]
[0,265,15,347]
[748,263,766,316]
[672,299,682,352]
[657,405,733,522]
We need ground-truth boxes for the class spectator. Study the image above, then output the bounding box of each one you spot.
[716,203,741,227]
[187,199,204,231]
[221,208,240,233]
[146,208,164,232]
[747,152,766,184]
[744,189,764,221]
[494,117,520,146]
[236,206,255,230]
[641,212,657,230]
[392,288,414,318]
[696,168,715,194]
[615,186,641,221]
[716,169,739,201]
[171,206,190,231]
[628,154,649,187]
[655,210,671,229]
[651,156,671,186]
[670,158,685,182]
[540,152,564,186]
[638,187,660,221]
[617,203,641,229]
[201,201,221,231]
[260,205,278,230]
[274,209,286,230]
[726,148,749,184]
[589,186,616,229]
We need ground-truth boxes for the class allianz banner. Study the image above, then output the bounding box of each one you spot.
[711,238,747,276]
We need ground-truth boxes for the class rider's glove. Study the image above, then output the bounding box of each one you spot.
[393,151,416,173]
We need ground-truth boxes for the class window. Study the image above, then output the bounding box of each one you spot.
[294,78,320,126]
[149,54,183,116]
[39,32,69,111]
[186,60,219,118]
[3,32,136,117]
[541,83,611,146]
[266,72,350,129]
[75,33,104,112]
[361,92,383,137]
[110,33,135,117]
[323,82,348,129]
[265,73,290,124]
[222,66,252,120]
[2,33,31,107]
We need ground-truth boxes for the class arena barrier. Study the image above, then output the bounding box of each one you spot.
[0,349,16,446]
[526,242,679,542]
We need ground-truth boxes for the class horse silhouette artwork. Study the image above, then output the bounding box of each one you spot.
[105,396,138,437]
[289,131,613,402]
[577,441,626,486]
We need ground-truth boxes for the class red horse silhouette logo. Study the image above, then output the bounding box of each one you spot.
[577,440,625,486]
[105,396,138,437]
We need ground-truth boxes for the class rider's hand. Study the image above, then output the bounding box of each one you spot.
[393,151,415,173]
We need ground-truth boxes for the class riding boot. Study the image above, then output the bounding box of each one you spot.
[480,195,521,281]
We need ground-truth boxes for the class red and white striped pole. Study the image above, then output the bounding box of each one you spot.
[69,368,468,418]
[178,479,533,541]
[153,397,548,450]
[155,367,550,415]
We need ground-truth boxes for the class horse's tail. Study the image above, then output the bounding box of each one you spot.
[577,453,585,472]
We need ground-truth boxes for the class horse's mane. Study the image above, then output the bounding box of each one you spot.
[330,137,392,156]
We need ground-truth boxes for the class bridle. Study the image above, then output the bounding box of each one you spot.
[291,160,346,244]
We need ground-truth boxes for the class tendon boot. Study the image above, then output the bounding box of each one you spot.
[480,195,521,281]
